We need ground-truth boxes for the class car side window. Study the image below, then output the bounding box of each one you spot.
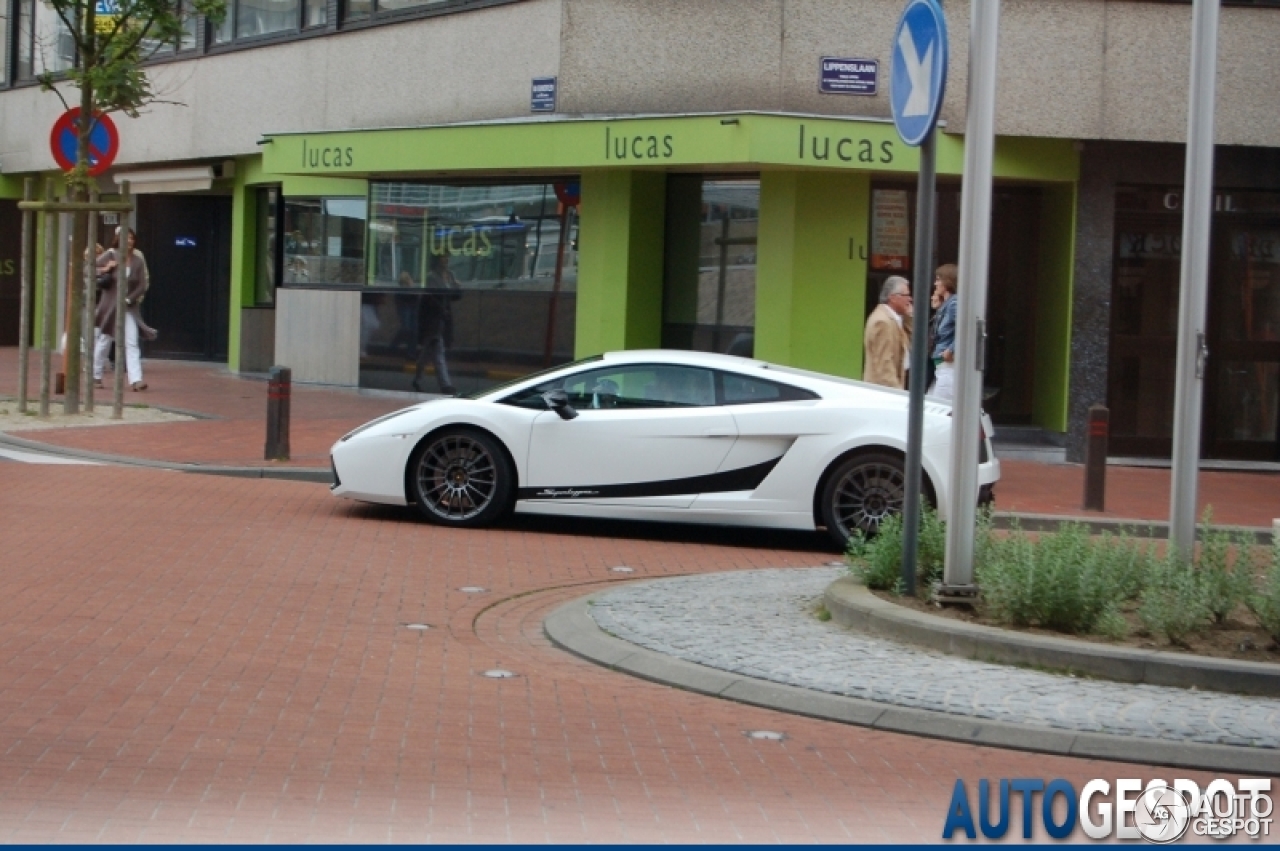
[503,364,716,410]
[719,372,820,405]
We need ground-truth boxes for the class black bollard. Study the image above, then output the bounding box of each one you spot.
[1083,404,1108,512]
[265,366,292,461]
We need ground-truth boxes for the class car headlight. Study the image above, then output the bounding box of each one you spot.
[340,408,414,442]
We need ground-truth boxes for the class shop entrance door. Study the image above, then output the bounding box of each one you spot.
[135,195,232,361]
[1203,218,1280,460]
[1108,190,1280,460]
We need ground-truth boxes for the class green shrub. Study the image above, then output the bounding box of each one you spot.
[846,512,905,593]
[1138,550,1210,646]
[845,503,948,595]
[976,522,1137,635]
[1246,537,1280,645]
[1195,514,1255,625]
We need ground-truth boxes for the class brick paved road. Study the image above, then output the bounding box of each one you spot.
[0,465,1246,842]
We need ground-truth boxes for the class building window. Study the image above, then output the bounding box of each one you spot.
[343,0,451,22]
[0,0,9,86]
[254,187,280,306]
[213,0,325,44]
[282,197,366,287]
[15,0,75,81]
[360,180,581,395]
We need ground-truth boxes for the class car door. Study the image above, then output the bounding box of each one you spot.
[520,363,737,509]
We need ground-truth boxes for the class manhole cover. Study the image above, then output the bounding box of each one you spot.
[609,566,635,573]
[483,669,517,679]
[402,623,431,631]
[745,730,786,741]
[458,586,488,593]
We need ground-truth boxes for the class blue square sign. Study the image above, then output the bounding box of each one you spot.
[819,57,878,96]
[531,77,557,113]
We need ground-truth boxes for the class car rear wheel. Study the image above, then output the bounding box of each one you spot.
[820,452,906,548]
[409,429,513,527]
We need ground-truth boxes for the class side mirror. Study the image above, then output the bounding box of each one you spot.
[541,389,578,420]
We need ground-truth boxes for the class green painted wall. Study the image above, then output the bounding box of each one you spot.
[757,171,869,379]
[574,169,665,356]
[0,174,23,199]
[1033,183,1076,432]
[226,157,264,371]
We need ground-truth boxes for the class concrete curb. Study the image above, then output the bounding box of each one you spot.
[544,592,1278,774]
[824,578,1280,698]
[991,511,1274,545]
[0,432,332,483]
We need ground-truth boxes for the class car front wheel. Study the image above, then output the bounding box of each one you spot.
[820,452,906,548]
[409,428,513,527]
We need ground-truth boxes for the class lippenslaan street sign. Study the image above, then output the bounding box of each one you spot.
[890,0,949,147]
[50,108,119,176]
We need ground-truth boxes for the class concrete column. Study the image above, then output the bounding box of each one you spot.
[574,169,666,356]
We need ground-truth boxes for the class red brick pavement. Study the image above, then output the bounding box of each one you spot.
[0,465,1241,842]
[3,348,1278,526]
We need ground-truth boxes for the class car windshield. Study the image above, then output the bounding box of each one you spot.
[466,355,604,401]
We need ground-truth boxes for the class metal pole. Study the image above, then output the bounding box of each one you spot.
[83,191,99,414]
[902,128,937,597]
[112,183,131,420]
[63,182,83,416]
[1169,0,1220,556]
[39,180,58,418]
[942,0,1000,593]
[17,178,34,414]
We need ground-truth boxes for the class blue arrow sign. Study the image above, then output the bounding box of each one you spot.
[890,0,948,147]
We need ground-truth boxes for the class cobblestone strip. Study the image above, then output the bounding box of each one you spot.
[588,568,1280,750]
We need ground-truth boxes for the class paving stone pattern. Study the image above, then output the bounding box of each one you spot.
[589,568,1280,750]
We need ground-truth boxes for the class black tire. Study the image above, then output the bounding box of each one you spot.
[820,452,906,549]
[409,428,513,527]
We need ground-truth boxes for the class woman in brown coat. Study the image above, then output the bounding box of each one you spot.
[94,228,155,391]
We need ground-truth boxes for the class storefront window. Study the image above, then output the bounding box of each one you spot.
[662,177,759,356]
[254,187,279,306]
[282,197,366,286]
[361,180,580,395]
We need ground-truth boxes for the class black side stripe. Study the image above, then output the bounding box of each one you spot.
[517,456,783,501]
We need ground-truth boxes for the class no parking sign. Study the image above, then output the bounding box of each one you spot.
[49,108,119,176]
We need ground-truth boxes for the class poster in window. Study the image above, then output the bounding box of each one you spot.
[871,189,911,272]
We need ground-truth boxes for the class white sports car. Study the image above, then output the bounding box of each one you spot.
[329,350,999,547]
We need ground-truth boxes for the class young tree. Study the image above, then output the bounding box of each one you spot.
[38,0,225,410]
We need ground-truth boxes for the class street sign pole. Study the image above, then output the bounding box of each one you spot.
[1169,0,1220,556]
[902,128,937,596]
[941,0,1000,597]
[890,0,948,596]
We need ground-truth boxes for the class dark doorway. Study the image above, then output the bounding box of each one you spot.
[0,200,26,346]
[133,195,232,361]
[864,183,1041,426]
[1109,188,1280,461]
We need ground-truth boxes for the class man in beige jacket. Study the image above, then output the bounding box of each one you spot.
[863,276,913,389]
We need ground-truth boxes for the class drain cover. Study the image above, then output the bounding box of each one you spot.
[745,730,786,741]
[609,566,635,573]
[483,669,517,679]
[402,623,431,630]
[458,586,488,593]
